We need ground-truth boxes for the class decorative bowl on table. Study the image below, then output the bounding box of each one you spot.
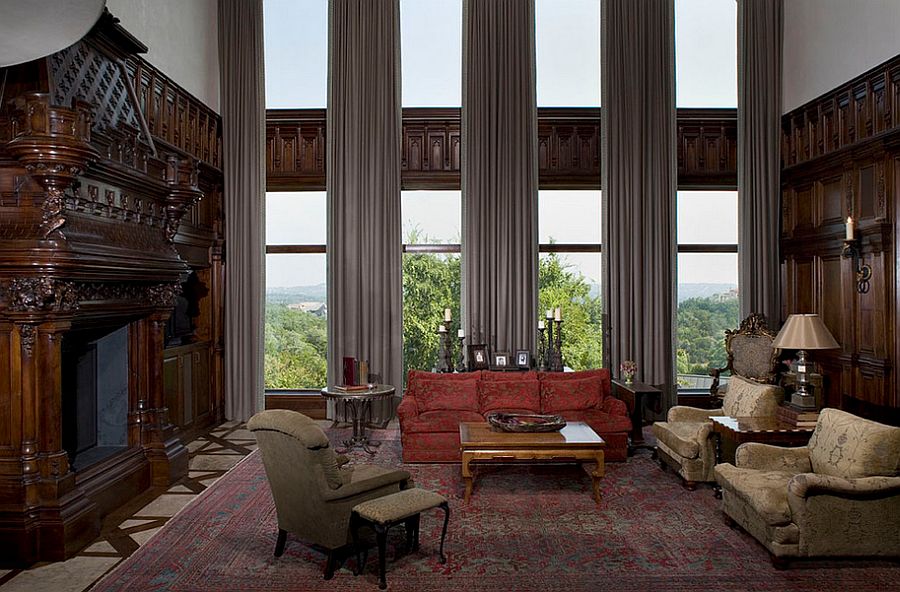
[486,412,566,433]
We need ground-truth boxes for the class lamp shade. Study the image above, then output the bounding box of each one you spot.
[772,314,839,350]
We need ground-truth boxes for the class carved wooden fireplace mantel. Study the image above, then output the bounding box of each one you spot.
[0,10,224,565]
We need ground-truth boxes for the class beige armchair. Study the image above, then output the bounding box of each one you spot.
[652,375,783,489]
[715,408,900,566]
[248,410,411,579]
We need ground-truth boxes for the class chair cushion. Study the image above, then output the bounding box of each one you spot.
[479,380,541,413]
[808,408,900,479]
[353,487,446,524]
[651,421,707,459]
[413,377,480,413]
[401,410,484,434]
[540,376,602,412]
[729,333,776,382]
[714,464,794,526]
[722,374,783,417]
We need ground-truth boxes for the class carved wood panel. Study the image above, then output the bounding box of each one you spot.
[265,107,738,191]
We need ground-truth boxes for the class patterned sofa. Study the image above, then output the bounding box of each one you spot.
[397,369,632,463]
[714,408,900,565]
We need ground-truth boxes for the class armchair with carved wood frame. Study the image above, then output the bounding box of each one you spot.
[708,313,781,402]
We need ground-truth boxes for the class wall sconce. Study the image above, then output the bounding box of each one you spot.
[842,216,872,294]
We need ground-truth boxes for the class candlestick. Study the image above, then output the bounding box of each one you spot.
[846,216,855,241]
[545,309,553,319]
[554,307,561,321]
[538,320,545,330]
[457,329,465,338]
[438,324,447,333]
[444,308,452,322]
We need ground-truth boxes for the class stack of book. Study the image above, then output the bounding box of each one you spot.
[776,404,819,427]
[342,356,370,388]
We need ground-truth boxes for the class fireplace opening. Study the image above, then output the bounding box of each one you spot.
[62,325,130,471]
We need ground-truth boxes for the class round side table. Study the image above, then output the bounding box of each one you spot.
[320,384,395,454]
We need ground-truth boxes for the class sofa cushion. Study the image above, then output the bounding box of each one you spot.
[566,409,633,433]
[722,374,783,417]
[402,410,484,434]
[540,376,602,412]
[482,370,538,381]
[715,464,794,526]
[808,407,900,479]
[652,421,708,459]
[413,377,479,413]
[479,380,541,414]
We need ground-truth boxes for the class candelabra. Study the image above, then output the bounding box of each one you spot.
[456,334,467,373]
[435,327,453,373]
[551,318,564,372]
[538,325,547,371]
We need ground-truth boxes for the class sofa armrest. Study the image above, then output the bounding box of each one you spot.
[600,396,628,417]
[667,405,724,423]
[396,396,418,424]
[735,443,811,473]
[788,473,900,499]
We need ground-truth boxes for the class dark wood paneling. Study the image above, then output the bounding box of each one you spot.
[782,57,899,415]
[265,393,327,419]
[265,107,737,191]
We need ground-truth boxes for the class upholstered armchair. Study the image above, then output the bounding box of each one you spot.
[714,408,900,566]
[652,375,783,489]
[248,410,411,579]
[709,313,780,400]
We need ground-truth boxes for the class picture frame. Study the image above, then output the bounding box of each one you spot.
[515,350,531,369]
[468,344,490,370]
[492,351,511,370]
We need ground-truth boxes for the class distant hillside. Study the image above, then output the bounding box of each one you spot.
[266,284,327,304]
[677,283,737,303]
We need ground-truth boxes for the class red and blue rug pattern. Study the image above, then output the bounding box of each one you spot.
[93,427,899,591]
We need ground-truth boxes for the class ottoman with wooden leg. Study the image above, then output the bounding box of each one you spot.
[350,488,449,589]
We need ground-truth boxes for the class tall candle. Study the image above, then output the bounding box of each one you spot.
[554,307,562,321]
[444,308,452,322]
[457,329,465,338]
[538,320,545,330]
[438,324,447,333]
[545,309,553,319]
[846,216,855,240]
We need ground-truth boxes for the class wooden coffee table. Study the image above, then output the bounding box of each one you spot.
[459,421,606,504]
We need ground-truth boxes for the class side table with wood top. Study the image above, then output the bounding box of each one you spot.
[611,379,662,455]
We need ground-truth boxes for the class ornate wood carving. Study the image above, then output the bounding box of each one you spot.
[5,277,79,313]
[266,107,738,190]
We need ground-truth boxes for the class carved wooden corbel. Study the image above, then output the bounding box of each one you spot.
[163,155,204,241]
[5,93,100,238]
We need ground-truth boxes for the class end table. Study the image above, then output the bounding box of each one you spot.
[611,379,662,455]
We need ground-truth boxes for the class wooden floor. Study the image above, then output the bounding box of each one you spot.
[0,421,256,592]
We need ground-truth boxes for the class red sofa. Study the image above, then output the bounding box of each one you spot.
[397,369,632,463]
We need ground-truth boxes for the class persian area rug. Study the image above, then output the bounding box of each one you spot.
[93,428,899,592]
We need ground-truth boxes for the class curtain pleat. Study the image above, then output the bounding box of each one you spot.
[602,0,677,406]
[738,0,783,325]
[462,0,538,356]
[327,0,402,424]
[219,0,266,422]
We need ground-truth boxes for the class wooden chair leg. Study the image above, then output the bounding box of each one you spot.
[437,501,449,564]
[350,513,364,576]
[376,525,388,590]
[771,554,789,570]
[324,549,338,580]
[274,528,287,557]
[684,480,697,491]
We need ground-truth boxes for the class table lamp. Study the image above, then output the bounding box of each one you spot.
[772,314,839,409]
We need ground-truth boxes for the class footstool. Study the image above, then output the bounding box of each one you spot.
[350,487,450,589]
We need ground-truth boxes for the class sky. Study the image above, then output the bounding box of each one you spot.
[262,0,739,290]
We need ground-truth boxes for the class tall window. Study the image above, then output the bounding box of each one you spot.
[400,0,462,107]
[676,191,738,388]
[539,190,603,370]
[401,191,461,374]
[263,0,328,108]
[264,192,328,389]
[675,0,737,107]
[535,0,601,107]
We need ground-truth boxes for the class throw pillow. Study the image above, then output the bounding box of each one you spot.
[414,377,480,413]
[722,374,783,417]
[482,370,538,381]
[809,408,900,479]
[479,380,541,413]
[540,376,602,412]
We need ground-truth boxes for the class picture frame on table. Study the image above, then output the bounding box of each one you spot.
[492,351,511,370]
[515,350,531,369]
[468,344,490,370]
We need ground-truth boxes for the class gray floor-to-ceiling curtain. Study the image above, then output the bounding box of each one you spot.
[326,0,402,423]
[461,0,539,356]
[219,0,265,422]
[602,0,677,405]
[738,0,783,325]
